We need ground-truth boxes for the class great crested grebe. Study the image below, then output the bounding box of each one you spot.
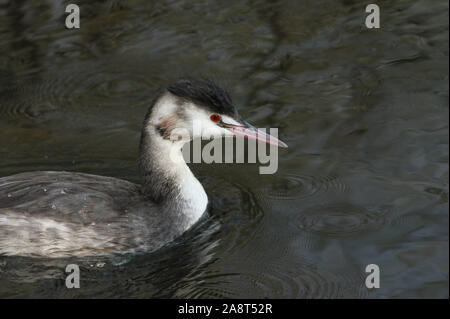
[0,78,287,258]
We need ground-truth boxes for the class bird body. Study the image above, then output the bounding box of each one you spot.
[0,79,286,257]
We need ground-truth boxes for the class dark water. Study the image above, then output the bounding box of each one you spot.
[0,0,448,298]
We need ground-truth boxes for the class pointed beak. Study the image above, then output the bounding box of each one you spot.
[224,120,288,148]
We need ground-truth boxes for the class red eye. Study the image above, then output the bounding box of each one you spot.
[210,114,221,122]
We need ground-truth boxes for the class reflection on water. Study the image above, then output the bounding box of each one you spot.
[0,0,448,298]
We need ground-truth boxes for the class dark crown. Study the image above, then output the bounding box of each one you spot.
[167,78,237,117]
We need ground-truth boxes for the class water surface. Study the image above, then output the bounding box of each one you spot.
[0,0,448,298]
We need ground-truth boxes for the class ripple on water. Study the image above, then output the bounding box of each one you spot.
[147,175,266,298]
[294,203,391,237]
[260,173,350,202]
[0,61,157,119]
[201,175,265,256]
[234,264,367,298]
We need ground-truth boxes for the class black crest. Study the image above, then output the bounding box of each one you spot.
[167,78,237,117]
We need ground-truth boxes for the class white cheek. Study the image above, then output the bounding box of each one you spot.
[183,107,223,138]
[192,118,225,139]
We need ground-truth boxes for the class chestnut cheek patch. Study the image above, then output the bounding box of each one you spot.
[155,115,179,140]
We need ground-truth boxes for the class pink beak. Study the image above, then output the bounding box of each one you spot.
[227,121,288,148]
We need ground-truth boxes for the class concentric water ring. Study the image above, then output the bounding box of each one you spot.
[295,203,390,237]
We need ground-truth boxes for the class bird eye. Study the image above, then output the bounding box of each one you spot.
[210,114,221,123]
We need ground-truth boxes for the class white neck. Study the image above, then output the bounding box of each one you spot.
[140,124,208,229]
